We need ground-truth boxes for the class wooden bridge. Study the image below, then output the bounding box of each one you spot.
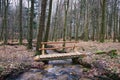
[34,41,87,61]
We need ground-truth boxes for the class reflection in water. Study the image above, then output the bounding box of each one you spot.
[49,59,72,65]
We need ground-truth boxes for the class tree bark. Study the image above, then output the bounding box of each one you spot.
[44,0,53,43]
[100,0,106,42]
[28,0,34,49]
[19,0,23,45]
[51,0,59,41]
[3,0,8,44]
[83,0,89,41]
[113,0,117,42]
[36,0,47,55]
[63,0,69,51]
[118,16,120,42]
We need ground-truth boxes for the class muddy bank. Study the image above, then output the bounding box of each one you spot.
[0,63,30,80]
[0,62,45,80]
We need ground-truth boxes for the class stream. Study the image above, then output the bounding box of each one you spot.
[14,50,89,80]
[15,60,83,80]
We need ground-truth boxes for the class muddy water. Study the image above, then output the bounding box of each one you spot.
[15,50,84,80]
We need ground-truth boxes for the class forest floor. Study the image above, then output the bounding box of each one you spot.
[0,40,120,79]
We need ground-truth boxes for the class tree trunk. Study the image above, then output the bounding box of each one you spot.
[74,1,79,41]
[63,0,69,51]
[118,16,120,42]
[36,0,47,55]
[108,13,113,39]
[83,0,89,41]
[19,0,23,45]
[28,0,34,49]
[44,0,53,44]
[51,0,59,41]
[0,0,4,41]
[3,0,8,44]
[0,0,1,14]
[113,0,117,42]
[100,0,106,42]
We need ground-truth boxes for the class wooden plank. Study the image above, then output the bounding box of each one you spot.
[39,46,78,50]
[41,41,78,44]
[34,52,87,61]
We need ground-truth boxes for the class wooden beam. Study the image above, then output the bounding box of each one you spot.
[39,46,79,50]
[42,44,45,55]
[34,52,87,61]
[41,41,79,44]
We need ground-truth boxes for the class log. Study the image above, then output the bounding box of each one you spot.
[95,50,106,54]
[95,49,117,55]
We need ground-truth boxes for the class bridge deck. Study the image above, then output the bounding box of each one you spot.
[34,52,87,61]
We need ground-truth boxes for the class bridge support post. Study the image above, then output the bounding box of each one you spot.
[42,44,45,55]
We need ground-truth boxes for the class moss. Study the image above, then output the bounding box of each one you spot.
[35,51,41,56]
[95,49,118,58]
[106,73,120,80]
[107,50,117,58]
[108,49,117,54]
[0,66,4,73]
[83,68,90,72]
[95,50,106,54]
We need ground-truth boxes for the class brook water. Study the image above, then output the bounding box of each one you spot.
[15,50,83,80]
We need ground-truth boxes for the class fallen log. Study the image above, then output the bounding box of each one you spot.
[95,49,117,55]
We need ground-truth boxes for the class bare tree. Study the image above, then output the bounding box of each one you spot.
[100,0,106,42]
[19,0,23,44]
[36,0,48,55]
[44,0,53,44]
[63,0,69,50]
[28,0,34,49]
[3,0,9,44]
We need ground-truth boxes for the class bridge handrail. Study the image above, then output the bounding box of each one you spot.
[41,41,78,44]
[40,41,79,55]
[39,46,79,50]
